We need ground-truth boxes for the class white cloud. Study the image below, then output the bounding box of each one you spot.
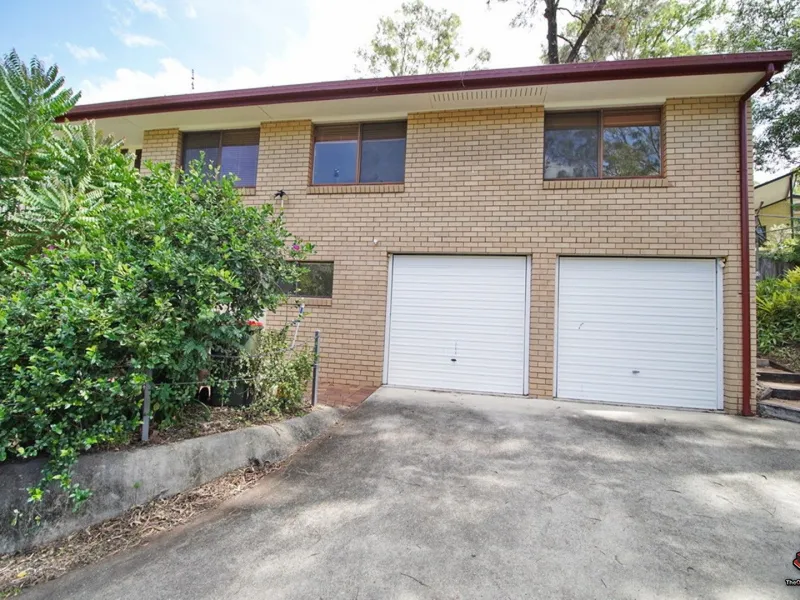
[229,0,541,85]
[80,58,262,103]
[105,2,134,28]
[80,0,543,104]
[65,43,106,63]
[131,0,168,18]
[184,2,197,18]
[115,32,164,47]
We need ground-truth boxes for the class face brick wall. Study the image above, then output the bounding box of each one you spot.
[140,128,182,175]
[141,97,755,413]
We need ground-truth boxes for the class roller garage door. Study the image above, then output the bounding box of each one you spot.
[556,258,721,409]
[385,255,529,395]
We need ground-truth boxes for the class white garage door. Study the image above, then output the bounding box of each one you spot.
[556,258,721,410]
[385,255,529,395]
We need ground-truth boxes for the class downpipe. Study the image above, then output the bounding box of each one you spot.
[739,63,775,416]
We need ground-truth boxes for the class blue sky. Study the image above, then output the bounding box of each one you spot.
[1,0,540,104]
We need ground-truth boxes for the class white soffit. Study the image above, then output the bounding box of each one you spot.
[90,105,273,148]
[543,72,760,108]
[93,71,764,148]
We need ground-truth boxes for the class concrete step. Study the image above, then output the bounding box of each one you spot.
[758,399,800,424]
[757,368,800,385]
[764,381,800,401]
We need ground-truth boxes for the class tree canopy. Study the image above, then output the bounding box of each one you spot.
[492,0,610,64]
[723,0,799,169]
[356,0,490,76]
[559,0,724,62]
[492,0,725,64]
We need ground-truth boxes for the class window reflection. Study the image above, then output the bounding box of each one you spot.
[544,128,599,179]
[603,126,661,177]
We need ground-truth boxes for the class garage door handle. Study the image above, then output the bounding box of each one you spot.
[632,370,640,374]
[451,358,457,362]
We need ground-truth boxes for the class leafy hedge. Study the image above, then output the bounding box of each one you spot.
[759,236,800,265]
[756,267,800,355]
[0,158,309,505]
[244,326,315,415]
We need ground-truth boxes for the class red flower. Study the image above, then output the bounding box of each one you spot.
[247,319,264,327]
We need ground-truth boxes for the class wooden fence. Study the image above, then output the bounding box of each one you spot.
[757,255,796,280]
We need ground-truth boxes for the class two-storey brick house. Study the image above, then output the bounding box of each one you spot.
[67,51,792,414]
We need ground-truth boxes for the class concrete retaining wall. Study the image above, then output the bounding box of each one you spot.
[0,406,344,554]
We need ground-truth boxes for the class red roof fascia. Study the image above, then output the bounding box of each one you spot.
[63,51,793,121]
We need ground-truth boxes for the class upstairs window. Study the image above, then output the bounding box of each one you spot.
[312,122,406,185]
[544,108,662,179]
[182,129,260,187]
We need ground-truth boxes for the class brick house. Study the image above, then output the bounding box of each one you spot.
[67,51,792,415]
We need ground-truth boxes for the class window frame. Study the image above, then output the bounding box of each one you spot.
[181,128,260,188]
[120,148,142,171]
[543,106,665,181]
[282,261,335,299]
[310,121,407,186]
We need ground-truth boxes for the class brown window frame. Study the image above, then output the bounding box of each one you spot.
[544,106,665,180]
[181,128,260,188]
[311,121,407,186]
[279,261,335,299]
[120,148,142,171]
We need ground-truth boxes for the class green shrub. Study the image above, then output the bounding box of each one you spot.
[757,267,800,355]
[0,49,314,508]
[759,235,800,265]
[242,326,315,415]
[0,161,310,506]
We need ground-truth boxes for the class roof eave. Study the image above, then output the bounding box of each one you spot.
[64,51,793,122]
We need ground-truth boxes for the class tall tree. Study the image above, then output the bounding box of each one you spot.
[723,0,799,169]
[492,0,609,64]
[492,0,723,64]
[356,0,491,77]
[560,0,724,62]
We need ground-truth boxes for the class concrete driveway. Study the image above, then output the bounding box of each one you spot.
[26,387,800,599]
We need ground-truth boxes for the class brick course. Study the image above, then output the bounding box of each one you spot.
[140,128,182,175]
[140,97,755,413]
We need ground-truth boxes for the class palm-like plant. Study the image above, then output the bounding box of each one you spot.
[0,49,121,269]
[1,177,102,267]
[0,49,80,188]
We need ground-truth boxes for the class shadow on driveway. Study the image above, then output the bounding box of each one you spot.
[25,387,800,600]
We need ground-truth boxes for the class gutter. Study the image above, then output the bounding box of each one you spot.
[61,51,792,122]
[739,63,777,416]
